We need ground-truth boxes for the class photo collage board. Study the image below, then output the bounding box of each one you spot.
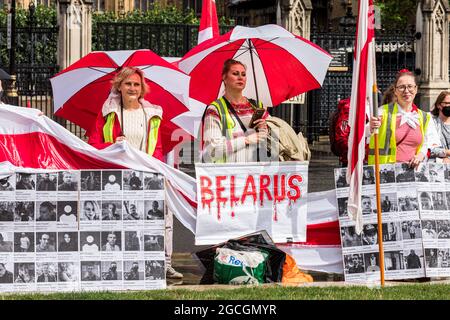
[0,169,166,292]
[335,163,450,283]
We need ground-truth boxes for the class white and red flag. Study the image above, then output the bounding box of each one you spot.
[198,0,219,44]
[346,0,376,233]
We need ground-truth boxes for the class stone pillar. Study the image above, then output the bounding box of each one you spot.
[416,0,450,111]
[57,0,93,70]
[278,0,312,39]
[277,0,313,128]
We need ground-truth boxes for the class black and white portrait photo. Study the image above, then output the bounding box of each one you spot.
[15,173,36,190]
[422,220,438,239]
[144,172,164,190]
[395,163,415,183]
[419,191,434,211]
[124,261,144,281]
[380,193,398,213]
[36,232,57,252]
[361,224,378,245]
[102,170,122,192]
[0,201,15,221]
[334,168,349,188]
[36,262,58,282]
[123,200,144,220]
[58,262,78,282]
[437,220,450,239]
[414,163,429,182]
[14,232,35,252]
[362,166,375,185]
[425,248,439,268]
[379,164,395,184]
[36,173,57,191]
[144,234,164,252]
[382,222,401,242]
[361,195,376,215]
[102,201,122,220]
[0,262,14,283]
[101,261,122,281]
[124,231,142,251]
[101,231,122,252]
[445,164,450,182]
[432,192,447,211]
[428,163,445,183]
[80,170,101,191]
[403,249,423,269]
[341,226,362,247]
[343,254,365,274]
[80,200,101,221]
[145,260,165,280]
[0,174,15,191]
[363,252,380,272]
[401,220,422,240]
[384,251,404,270]
[14,201,35,222]
[36,201,57,221]
[57,171,79,191]
[145,200,164,220]
[123,170,143,191]
[14,262,35,283]
[397,192,419,212]
[81,261,101,281]
[337,197,348,217]
[57,232,79,252]
[0,232,13,252]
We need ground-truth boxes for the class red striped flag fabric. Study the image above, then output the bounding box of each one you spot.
[346,0,376,233]
[198,0,220,44]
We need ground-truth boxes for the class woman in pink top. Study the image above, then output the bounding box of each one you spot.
[369,69,440,168]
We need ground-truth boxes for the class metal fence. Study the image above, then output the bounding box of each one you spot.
[307,26,417,142]
[93,23,234,56]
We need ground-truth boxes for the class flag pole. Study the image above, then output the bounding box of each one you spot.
[372,84,385,287]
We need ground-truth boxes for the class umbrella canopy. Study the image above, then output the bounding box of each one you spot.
[50,49,191,154]
[0,68,11,80]
[178,24,333,107]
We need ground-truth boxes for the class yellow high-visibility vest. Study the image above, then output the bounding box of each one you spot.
[209,97,263,163]
[103,112,161,156]
[368,103,430,164]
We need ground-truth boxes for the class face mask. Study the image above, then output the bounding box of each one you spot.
[442,107,450,117]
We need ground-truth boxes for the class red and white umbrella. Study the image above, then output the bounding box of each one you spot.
[178,24,333,107]
[50,49,191,154]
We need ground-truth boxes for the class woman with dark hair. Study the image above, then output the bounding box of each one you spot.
[88,67,163,161]
[201,59,269,163]
[369,69,440,168]
[429,91,450,163]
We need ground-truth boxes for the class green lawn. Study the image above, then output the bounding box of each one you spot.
[1,284,449,300]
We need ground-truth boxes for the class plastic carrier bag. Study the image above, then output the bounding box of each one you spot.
[213,247,269,285]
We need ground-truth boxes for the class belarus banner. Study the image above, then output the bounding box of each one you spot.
[195,162,308,245]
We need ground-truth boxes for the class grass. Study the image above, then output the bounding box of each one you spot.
[0,284,449,300]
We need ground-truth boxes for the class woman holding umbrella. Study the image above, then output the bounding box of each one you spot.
[201,59,269,163]
[369,69,441,168]
[88,67,163,161]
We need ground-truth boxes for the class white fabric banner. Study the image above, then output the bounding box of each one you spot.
[195,162,308,245]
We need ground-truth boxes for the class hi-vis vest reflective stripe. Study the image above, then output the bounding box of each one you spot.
[103,113,161,156]
[210,97,263,163]
[368,103,430,165]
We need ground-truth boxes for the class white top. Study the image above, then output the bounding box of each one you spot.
[104,183,121,192]
[120,108,147,152]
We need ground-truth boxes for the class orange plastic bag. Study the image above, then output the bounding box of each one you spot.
[281,253,313,284]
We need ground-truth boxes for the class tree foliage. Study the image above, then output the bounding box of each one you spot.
[375,0,419,30]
